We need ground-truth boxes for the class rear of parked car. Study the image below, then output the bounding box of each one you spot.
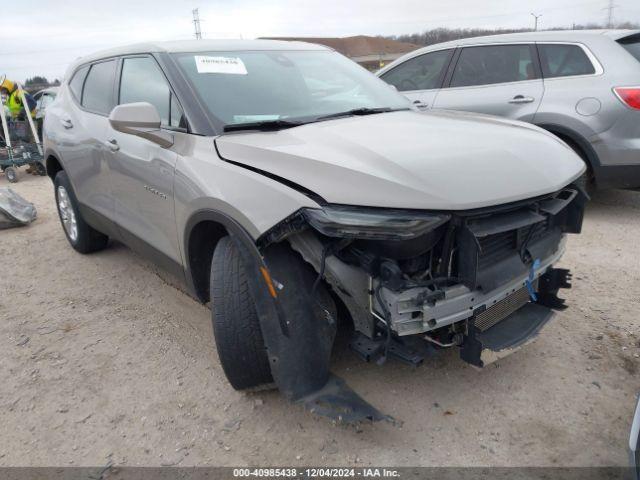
[378,30,640,191]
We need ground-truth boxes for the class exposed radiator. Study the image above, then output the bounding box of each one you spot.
[475,282,536,332]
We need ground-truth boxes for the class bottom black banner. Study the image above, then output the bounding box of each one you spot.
[0,467,635,480]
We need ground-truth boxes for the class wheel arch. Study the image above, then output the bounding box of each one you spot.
[183,208,265,304]
[45,153,63,181]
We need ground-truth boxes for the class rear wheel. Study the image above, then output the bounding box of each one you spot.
[210,236,274,391]
[54,170,109,253]
[34,163,47,176]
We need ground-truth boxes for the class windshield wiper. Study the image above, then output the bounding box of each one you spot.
[223,119,304,133]
[315,107,409,121]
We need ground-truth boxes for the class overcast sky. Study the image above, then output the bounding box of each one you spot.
[1,0,639,82]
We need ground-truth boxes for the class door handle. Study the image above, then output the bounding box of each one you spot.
[413,99,428,109]
[105,139,120,152]
[509,95,535,104]
[60,117,73,129]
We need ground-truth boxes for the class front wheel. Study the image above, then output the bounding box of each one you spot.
[210,236,274,391]
[54,170,109,253]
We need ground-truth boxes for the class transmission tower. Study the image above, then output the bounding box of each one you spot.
[604,0,618,28]
[193,8,202,40]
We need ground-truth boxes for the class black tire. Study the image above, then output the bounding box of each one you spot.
[210,236,274,391]
[54,170,109,254]
[5,166,18,183]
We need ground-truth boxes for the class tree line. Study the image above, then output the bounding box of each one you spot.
[386,22,640,46]
[22,76,60,93]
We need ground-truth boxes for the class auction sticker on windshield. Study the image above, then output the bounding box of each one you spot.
[195,56,248,74]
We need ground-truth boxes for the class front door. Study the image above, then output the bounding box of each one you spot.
[105,55,187,273]
[433,44,544,122]
[379,48,455,111]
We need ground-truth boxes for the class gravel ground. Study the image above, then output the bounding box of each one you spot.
[0,173,638,467]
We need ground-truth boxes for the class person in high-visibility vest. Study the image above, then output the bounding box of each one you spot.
[9,90,35,120]
[0,78,14,119]
[1,77,38,173]
[1,78,36,119]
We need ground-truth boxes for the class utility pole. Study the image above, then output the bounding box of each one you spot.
[192,8,202,40]
[531,13,542,31]
[604,0,617,28]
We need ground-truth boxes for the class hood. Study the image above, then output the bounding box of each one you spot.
[215,110,585,210]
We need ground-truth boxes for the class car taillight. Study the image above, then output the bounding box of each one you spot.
[614,87,640,110]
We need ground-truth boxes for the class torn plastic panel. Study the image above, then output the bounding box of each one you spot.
[299,375,393,423]
[0,187,37,229]
[232,236,389,422]
[536,267,572,310]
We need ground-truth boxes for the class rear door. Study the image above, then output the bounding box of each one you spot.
[433,44,543,122]
[106,55,185,273]
[379,49,454,110]
[60,59,118,223]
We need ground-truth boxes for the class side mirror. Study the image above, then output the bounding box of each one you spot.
[109,102,173,148]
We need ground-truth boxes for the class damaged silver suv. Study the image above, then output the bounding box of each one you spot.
[44,40,587,421]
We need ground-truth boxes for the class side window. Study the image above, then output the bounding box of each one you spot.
[451,45,536,88]
[381,49,452,92]
[538,44,595,78]
[82,60,117,114]
[68,65,89,101]
[39,93,55,110]
[119,56,185,128]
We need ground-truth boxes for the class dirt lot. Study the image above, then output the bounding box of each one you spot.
[0,172,639,467]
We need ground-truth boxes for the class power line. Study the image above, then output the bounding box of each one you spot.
[192,8,202,40]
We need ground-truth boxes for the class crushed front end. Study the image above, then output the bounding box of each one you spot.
[264,185,586,369]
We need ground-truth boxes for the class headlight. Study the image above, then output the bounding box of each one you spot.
[302,206,450,241]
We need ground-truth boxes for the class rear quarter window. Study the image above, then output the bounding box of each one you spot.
[618,34,640,63]
[68,65,89,101]
[82,60,117,115]
[538,44,595,78]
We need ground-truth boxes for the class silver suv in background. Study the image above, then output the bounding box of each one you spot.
[378,30,640,191]
[44,40,586,421]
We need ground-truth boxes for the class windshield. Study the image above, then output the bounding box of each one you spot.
[173,49,410,129]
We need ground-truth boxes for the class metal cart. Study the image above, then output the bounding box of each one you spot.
[1,80,45,183]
